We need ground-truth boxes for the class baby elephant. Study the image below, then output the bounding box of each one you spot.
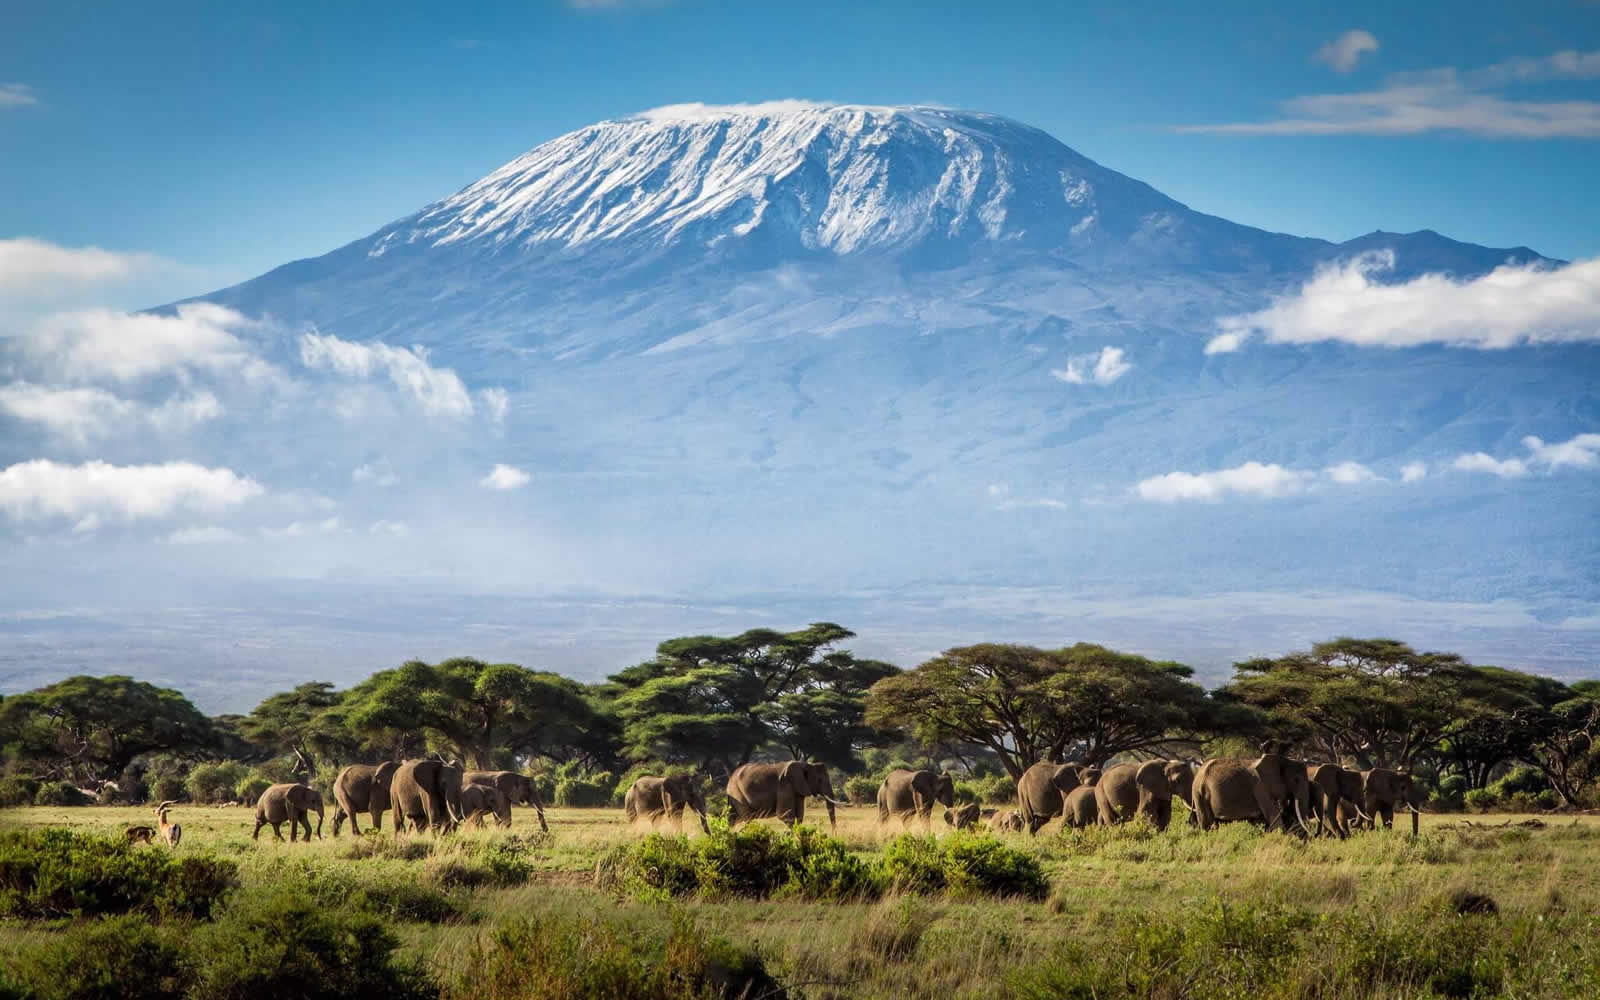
[988,809,1026,833]
[944,801,981,830]
[459,783,512,828]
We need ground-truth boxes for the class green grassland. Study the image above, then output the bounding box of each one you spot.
[4,804,1600,999]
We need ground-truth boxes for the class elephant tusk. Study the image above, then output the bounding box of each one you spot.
[821,796,848,806]
[1293,797,1311,837]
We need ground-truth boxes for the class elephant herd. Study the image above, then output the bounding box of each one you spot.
[875,752,1424,839]
[249,761,550,842]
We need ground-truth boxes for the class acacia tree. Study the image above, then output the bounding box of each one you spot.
[242,681,349,774]
[1221,638,1473,768]
[340,658,599,769]
[1437,667,1575,788]
[864,643,1212,778]
[1514,693,1600,806]
[604,623,899,775]
[0,675,214,782]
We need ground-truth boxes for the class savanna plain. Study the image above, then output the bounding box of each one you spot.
[4,803,1599,1000]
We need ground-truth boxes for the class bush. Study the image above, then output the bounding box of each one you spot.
[1431,774,1468,811]
[245,855,463,923]
[598,823,882,901]
[31,782,93,807]
[446,910,783,1000]
[187,886,436,1000]
[0,915,187,1000]
[1490,765,1550,799]
[150,773,188,804]
[880,833,1048,900]
[186,762,249,804]
[845,774,879,806]
[0,829,237,920]
[235,773,273,804]
[1464,788,1498,813]
[0,777,39,808]
[555,773,616,807]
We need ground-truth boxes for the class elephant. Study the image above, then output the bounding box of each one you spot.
[459,782,512,828]
[1192,753,1313,835]
[625,774,711,834]
[253,783,324,842]
[944,801,981,829]
[1308,764,1371,838]
[988,809,1026,833]
[1063,784,1099,829]
[1095,760,1174,830]
[726,760,843,830]
[1016,761,1099,834]
[1164,760,1198,824]
[391,760,465,834]
[463,770,549,833]
[876,769,956,829]
[331,761,399,836]
[1361,767,1423,836]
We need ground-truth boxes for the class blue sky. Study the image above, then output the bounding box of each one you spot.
[2,0,1597,308]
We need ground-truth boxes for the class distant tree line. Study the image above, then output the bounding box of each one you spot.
[1,627,1596,811]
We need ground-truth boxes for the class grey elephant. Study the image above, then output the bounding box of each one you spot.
[726,760,843,830]
[1164,760,1198,824]
[253,783,324,842]
[459,782,512,828]
[944,801,981,829]
[1016,761,1099,834]
[463,770,549,833]
[1192,753,1313,834]
[391,759,465,834]
[331,761,399,836]
[1361,767,1423,836]
[625,774,711,834]
[876,769,955,829]
[988,809,1026,833]
[1308,763,1370,838]
[1095,760,1174,829]
[1063,784,1099,829]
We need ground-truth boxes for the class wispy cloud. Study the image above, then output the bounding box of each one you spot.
[0,460,262,522]
[300,332,475,418]
[1401,462,1428,483]
[1209,252,1600,353]
[1454,433,1600,478]
[0,237,166,294]
[1315,30,1379,73]
[986,483,1069,511]
[22,303,266,381]
[1325,460,1380,484]
[1135,462,1311,502]
[0,383,221,443]
[1180,48,1600,138]
[0,83,37,109]
[480,464,530,490]
[1050,346,1133,386]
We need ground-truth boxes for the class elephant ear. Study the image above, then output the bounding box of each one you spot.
[779,761,800,792]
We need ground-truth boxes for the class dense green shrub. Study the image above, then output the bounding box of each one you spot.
[598,823,883,901]
[446,910,784,1000]
[0,915,186,1000]
[187,886,436,1000]
[234,773,272,804]
[0,777,39,808]
[186,762,249,804]
[245,855,463,923]
[880,833,1049,899]
[1432,773,1468,811]
[1491,765,1550,799]
[31,782,92,807]
[0,829,237,920]
[844,774,879,805]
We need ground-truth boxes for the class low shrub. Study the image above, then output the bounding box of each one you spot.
[234,773,274,805]
[0,777,39,808]
[844,774,879,806]
[187,886,437,1000]
[850,896,939,962]
[0,829,237,920]
[880,833,1049,899]
[245,855,463,923]
[0,915,186,1000]
[598,823,882,901]
[554,773,616,808]
[186,762,249,805]
[446,910,783,1000]
[1431,774,1468,811]
[31,782,92,807]
[1464,788,1498,813]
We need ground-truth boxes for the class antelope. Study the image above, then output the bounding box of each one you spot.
[125,825,156,844]
[155,800,182,846]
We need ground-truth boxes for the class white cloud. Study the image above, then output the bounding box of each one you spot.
[1209,252,1600,353]
[0,383,222,442]
[166,525,239,545]
[1401,462,1428,483]
[1453,452,1529,478]
[1135,462,1312,502]
[1325,460,1380,484]
[22,303,263,380]
[262,517,342,538]
[0,460,262,522]
[481,464,531,490]
[1180,48,1600,138]
[352,461,399,487]
[370,519,410,537]
[0,238,165,294]
[1051,346,1133,385]
[0,83,37,109]
[1454,433,1600,478]
[1315,30,1379,73]
[478,387,510,424]
[299,332,475,418]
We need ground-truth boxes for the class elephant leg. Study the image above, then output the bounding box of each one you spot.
[1381,805,1395,830]
[252,818,263,840]
[369,807,382,833]
[347,808,362,836]
[1251,785,1283,832]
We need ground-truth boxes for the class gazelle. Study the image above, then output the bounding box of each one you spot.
[155,800,182,846]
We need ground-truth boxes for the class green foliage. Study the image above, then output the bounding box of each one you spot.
[0,829,237,920]
[0,675,215,782]
[446,910,784,1000]
[234,772,273,804]
[957,773,1015,804]
[844,774,879,805]
[598,823,884,902]
[1491,765,1551,798]
[186,885,436,1000]
[186,761,250,804]
[553,761,617,806]
[244,854,464,923]
[880,833,1049,899]
[0,915,186,1000]
[1432,773,1468,810]
[29,782,91,807]
[0,777,39,808]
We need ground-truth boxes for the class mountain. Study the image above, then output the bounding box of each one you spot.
[118,101,1594,696]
